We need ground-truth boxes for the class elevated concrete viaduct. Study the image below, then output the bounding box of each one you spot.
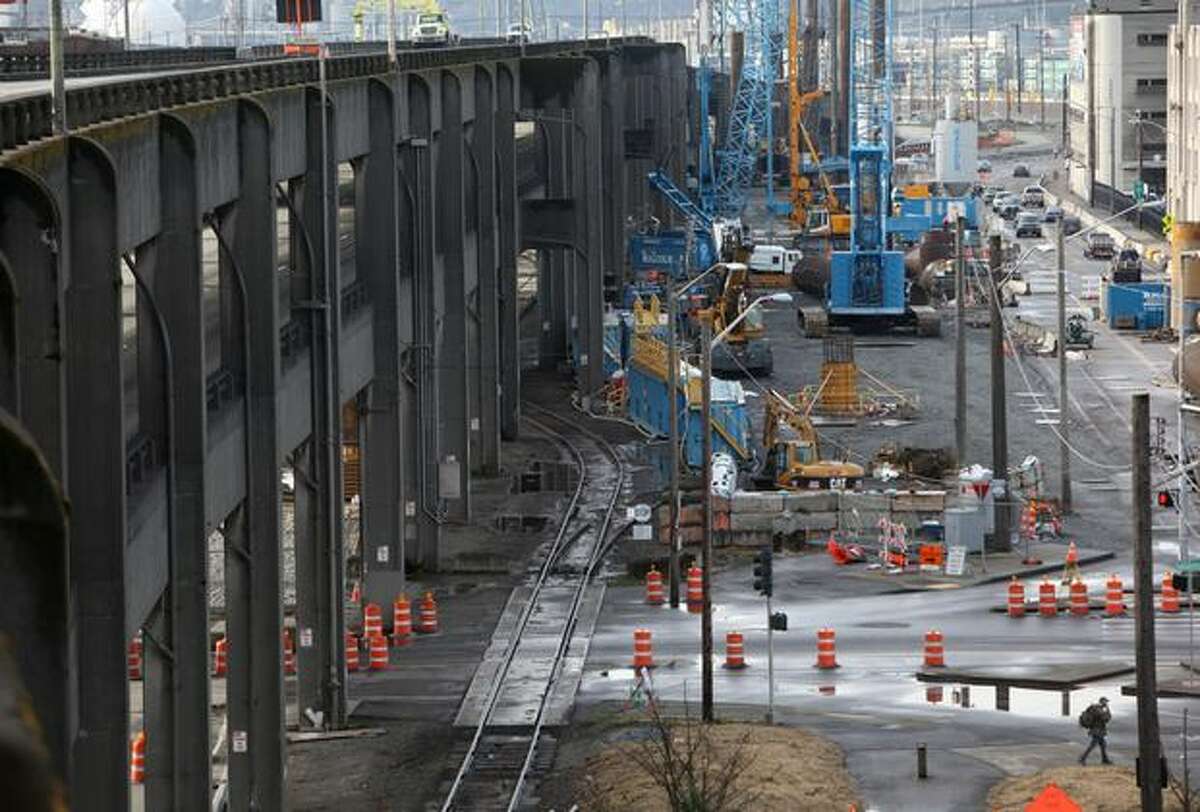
[0,39,688,810]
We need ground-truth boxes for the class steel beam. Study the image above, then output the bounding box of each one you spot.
[472,66,501,476]
[65,135,128,810]
[223,99,285,812]
[294,82,346,731]
[401,75,441,572]
[495,64,521,441]
[436,69,472,523]
[137,112,212,810]
[361,76,408,612]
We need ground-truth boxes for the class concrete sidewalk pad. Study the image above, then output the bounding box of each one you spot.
[838,544,1114,592]
[1120,662,1200,698]
[916,661,1134,690]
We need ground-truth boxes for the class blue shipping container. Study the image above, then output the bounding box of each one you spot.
[1107,281,1169,331]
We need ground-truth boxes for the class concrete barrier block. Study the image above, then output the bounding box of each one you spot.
[730,512,779,532]
[891,490,947,513]
[731,491,785,514]
[731,531,774,548]
[773,511,839,535]
[782,490,840,513]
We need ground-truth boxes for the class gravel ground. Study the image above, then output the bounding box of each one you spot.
[987,765,1186,811]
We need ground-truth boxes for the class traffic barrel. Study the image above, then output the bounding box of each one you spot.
[363,602,383,640]
[392,595,413,647]
[1163,571,1181,614]
[815,627,839,669]
[127,635,143,681]
[417,591,439,634]
[686,566,703,614]
[923,629,945,668]
[724,631,747,669]
[1105,574,1125,617]
[213,637,228,677]
[283,629,296,675]
[645,566,664,606]
[129,731,146,784]
[1069,579,1089,617]
[1038,580,1058,617]
[368,634,388,671]
[1007,577,1026,618]
[345,633,360,672]
[632,628,654,669]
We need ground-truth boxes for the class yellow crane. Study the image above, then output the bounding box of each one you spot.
[787,0,849,236]
[761,389,864,490]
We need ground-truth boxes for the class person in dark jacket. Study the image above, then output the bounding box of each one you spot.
[1079,697,1113,765]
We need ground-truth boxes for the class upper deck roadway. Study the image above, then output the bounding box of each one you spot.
[0,37,691,810]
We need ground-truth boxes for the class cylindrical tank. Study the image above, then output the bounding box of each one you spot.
[791,244,831,296]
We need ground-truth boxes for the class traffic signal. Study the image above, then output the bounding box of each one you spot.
[1158,489,1176,509]
[753,547,773,597]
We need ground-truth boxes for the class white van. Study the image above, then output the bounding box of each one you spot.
[748,245,802,276]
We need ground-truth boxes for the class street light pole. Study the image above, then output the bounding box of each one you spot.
[700,319,714,723]
[955,217,966,466]
[1057,223,1072,513]
[667,277,682,609]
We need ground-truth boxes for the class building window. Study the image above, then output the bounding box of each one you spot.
[1136,78,1168,94]
[1137,33,1168,47]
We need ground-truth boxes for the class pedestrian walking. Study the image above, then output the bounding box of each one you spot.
[1078,697,1113,765]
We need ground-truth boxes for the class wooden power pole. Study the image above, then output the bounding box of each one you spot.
[989,234,1011,550]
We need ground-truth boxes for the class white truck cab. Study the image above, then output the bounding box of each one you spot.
[411,12,455,45]
[748,244,802,275]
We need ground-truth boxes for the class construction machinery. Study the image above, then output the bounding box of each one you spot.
[693,263,775,376]
[795,0,940,338]
[759,390,864,490]
[646,169,745,270]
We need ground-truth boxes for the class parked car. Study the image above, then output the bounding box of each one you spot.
[1043,205,1064,223]
[1111,247,1143,283]
[999,203,1020,222]
[1021,185,1045,208]
[1062,215,1083,236]
[1015,211,1043,238]
[981,186,1005,205]
[1082,231,1116,260]
[993,192,1020,213]
[978,159,993,174]
[1013,163,1031,177]
[505,21,531,42]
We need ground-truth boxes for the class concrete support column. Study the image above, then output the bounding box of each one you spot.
[472,66,501,475]
[64,136,128,809]
[539,121,569,370]
[223,99,285,811]
[401,75,441,572]
[575,61,605,401]
[436,70,471,522]
[138,112,212,810]
[596,53,626,306]
[295,85,346,730]
[495,65,521,441]
[361,76,407,608]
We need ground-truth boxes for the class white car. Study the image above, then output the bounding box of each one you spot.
[411,12,456,46]
[506,22,531,43]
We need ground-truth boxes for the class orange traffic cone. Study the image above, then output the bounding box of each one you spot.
[645,566,665,606]
[632,628,654,669]
[129,731,146,784]
[815,628,839,669]
[724,631,747,669]
[1105,575,1125,617]
[345,633,360,672]
[1007,577,1026,618]
[923,629,945,667]
[213,637,228,677]
[392,595,413,647]
[417,592,439,634]
[686,566,703,614]
[368,634,388,671]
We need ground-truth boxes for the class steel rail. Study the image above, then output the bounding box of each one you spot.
[438,406,590,811]
[504,401,626,812]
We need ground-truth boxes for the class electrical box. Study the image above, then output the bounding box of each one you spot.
[944,507,986,553]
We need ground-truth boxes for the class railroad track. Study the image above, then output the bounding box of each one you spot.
[438,401,627,811]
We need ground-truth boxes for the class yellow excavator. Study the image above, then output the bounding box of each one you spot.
[760,389,864,490]
[692,263,774,375]
[787,0,849,237]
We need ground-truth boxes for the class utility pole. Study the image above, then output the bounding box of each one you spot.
[1111,106,1118,214]
[667,276,682,609]
[1038,28,1046,128]
[49,0,66,136]
[700,320,714,723]
[1015,22,1023,116]
[989,234,1011,552]
[1136,111,1144,232]
[1132,392,1164,809]
[955,218,966,466]
[970,0,980,122]
[1004,31,1012,124]
[1057,224,1072,513]
[387,0,397,65]
[931,25,938,125]
[124,0,132,49]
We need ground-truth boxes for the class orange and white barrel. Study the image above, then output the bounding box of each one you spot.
[127,636,143,681]
[632,628,654,669]
[1069,579,1089,617]
[645,566,665,606]
[686,566,703,614]
[392,595,413,647]
[923,629,945,668]
[368,634,388,671]
[363,602,383,640]
[1038,580,1058,618]
[129,731,146,784]
[1007,577,1026,618]
[1163,571,1181,614]
[1105,575,1125,617]
[417,592,439,634]
[815,628,839,669]
[724,631,746,669]
[213,638,228,677]
[345,633,360,672]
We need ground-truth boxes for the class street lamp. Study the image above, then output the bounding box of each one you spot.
[700,291,793,723]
